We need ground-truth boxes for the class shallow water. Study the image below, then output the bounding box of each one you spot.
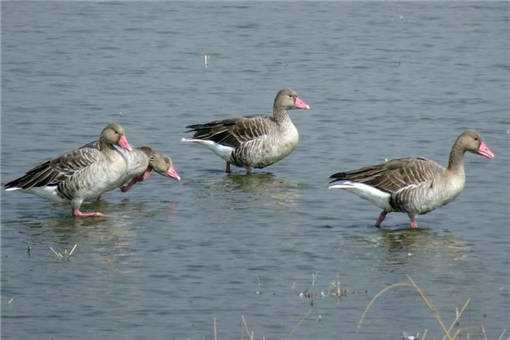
[1,2,509,339]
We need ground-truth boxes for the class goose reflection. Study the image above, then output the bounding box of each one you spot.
[4,201,148,268]
[190,172,304,208]
[226,172,303,190]
[350,226,468,264]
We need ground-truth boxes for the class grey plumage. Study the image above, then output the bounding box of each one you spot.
[330,157,446,214]
[4,122,133,217]
[329,129,494,228]
[183,88,310,174]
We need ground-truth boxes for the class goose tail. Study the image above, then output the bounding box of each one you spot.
[329,180,392,211]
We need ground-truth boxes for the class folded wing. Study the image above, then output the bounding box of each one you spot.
[330,157,444,194]
[4,147,100,190]
[185,114,273,148]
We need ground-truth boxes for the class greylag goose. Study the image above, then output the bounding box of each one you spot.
[4,122,134,217]
[329,130,495,229]
[119,146,181,192]
[182,88,310,174]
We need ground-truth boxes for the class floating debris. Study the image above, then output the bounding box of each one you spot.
[255,275,262,295]
[25,241,32,256]
[329,275,348,301]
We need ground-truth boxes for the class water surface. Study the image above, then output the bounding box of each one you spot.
[2,2,509,339]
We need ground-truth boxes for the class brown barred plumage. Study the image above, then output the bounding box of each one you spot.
[183,88,310,174]
[4,123,133,217]
[329,130,494,229]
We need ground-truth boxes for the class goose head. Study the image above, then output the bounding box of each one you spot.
[140,146,181,181]
[457,129,494,159]
[273,88,310,111]
[101,122,133,151]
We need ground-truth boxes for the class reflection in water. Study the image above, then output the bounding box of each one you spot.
[379,228,467,261]
[2,201,145,273]
[190,172,305,208]
[348,227,468,266]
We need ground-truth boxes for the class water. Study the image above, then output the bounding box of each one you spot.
[1,2,509,339]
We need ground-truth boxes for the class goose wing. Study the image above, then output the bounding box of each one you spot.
[330,157,445,193]
[185,114,273,148]
[4,146,101,190]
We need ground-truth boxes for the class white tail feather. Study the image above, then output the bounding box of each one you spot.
[181,137,197,143]
[5,185,63,203]
[181,138,234,161]
[329,181,392,210]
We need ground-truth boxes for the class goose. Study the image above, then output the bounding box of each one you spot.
[4,122,134,217]
[119,146,181,192]
[182,88,310,174]
[329,130,495,229]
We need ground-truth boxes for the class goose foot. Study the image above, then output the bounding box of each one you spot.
[73,208,104,218]
[409,216,417,229]
[245,166,252,175]
[225,162,231,173]
[375,211,387,228]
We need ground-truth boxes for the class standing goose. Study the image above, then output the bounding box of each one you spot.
[4,122,134,217]
[182,88,310,174]
[119,146,181,192]
[329,130,495,229]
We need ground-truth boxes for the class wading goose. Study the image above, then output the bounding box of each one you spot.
[329,130,495,229]
[4,122,134,217]
[182,88,310,174]
[119,146,181,192]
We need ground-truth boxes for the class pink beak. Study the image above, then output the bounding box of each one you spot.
[293,96,311,110]
[166,167,181,181]
[118,135,133,151]
[477,141,495,159]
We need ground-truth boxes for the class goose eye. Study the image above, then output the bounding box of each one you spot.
[474,137,479,141]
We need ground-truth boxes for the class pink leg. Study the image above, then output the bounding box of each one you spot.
[142,170,152,181]
[121,170,152,192]
[409,216,417,229]
[375,211,387,227]
[73,208,104,218]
